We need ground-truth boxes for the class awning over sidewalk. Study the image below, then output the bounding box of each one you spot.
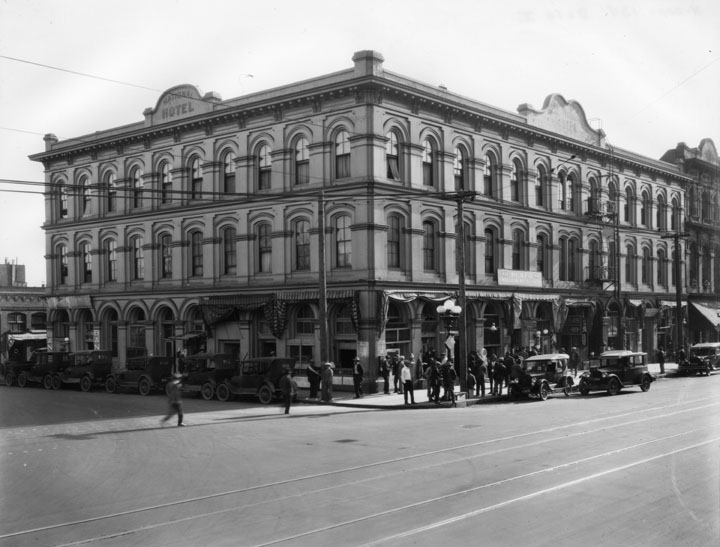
[689,300,720,329]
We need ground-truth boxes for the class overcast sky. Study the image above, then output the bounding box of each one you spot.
[1,0,718,287]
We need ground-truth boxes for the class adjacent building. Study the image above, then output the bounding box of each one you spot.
[30,50,716,384]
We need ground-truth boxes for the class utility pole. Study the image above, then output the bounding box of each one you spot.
[456,193,467,394]
[318,192,329,364]
[661,231,688,352]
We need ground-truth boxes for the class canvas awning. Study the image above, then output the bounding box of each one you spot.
[689,301,720,329]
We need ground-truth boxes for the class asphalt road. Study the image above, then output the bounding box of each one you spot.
[1,374,718,547]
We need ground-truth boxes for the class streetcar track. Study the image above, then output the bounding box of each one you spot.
[2,399,718,544]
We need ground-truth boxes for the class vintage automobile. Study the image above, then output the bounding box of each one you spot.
[215,357,296,404]
[106,355,175,395]
[1,330,47,386]
[677,342,720,376]
[508,353,573,401]
[578,350,653,396]
[179,353,237,400]
[17,350,72,389]
[58,350,114,391]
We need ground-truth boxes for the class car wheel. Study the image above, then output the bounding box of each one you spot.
[17,372,28,388]
[106,377,117,393]
[257,384,273,405]
[4,372,15,387]
[563,377,574,397]
[138,378,151,396]
[80,376,92,392]
[607,377,621,396]
[216,383,230,402]
[640,375,652,392]
[201,382,214,401]
[43,374,53,390]
[539,383,550,401]
[51,375,62,390]
[706,367,712,377]
[579,378,590,396]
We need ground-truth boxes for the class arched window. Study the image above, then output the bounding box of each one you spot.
[702,190,712,222]
[535,166,546,207]
[624,186,635,224]
[160,234,172,279]
[82,243,92,283]
[657,249,666,286]
[160,162,172,204]
[190,231,203,277]
[608,240,617,280]
[687,187,698,218]
[131,167,144,209]
[567,173,577,212]
[294,220,310,271]
[258,144,272,190]
[484,228,496,274]
[58,244,68,284]
[295,137,310,185]
[454,146,465,191]
[656,195,666,230]
[335,130,350,179]
[190,157,203,200]
[81,175,92,215]
[256,223,272,273]
[422,139,434,187]
[223,151,236,194]
[671,198,681,231]
[641,247,652,284]
[295,306,315,336]
[559,172,568,210]
[386,214,403,268]
[335,215,351,268]
[536,234,549,279]
[640,190,651,227]
[702,244,711,287]
[105,172,117,213]
[385,131,401,181]
[456,220,473,276]
[132,236,144,280]
[625,244,636,285]
[104,239,117,282]
[57,182,69,219]
[483,154,495,197]
[559,236,578,281]
[222,226,237,275]
[512,229,526,270]
[588,177,601,214]
[422,220,437,271]
[589,240,601,280]
[510,160,522,203]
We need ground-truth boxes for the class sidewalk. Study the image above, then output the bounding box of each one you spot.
[299,362,678,410]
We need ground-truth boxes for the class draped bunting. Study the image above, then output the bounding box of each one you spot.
[264,298,288,339]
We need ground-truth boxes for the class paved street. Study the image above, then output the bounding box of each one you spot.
[1,372,719,547]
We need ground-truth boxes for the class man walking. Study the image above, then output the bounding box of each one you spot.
[279,366,297,414]
[161,372,184,427]
[401,358,416,405]
[352,356,364,398]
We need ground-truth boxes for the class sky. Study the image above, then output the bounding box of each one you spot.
[0,0,718,287]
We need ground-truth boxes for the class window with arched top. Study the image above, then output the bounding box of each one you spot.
[82,242,92,283]
[567,174,577,212]
[131,167,144,209]
[160,234,172,279]
[455,220,473,276]
[687,187,698,218]
[624,186,635,224]
[386,214,404,268]
[454,146,465,191]
[222,226,237,275]
[588,177,601,214]
[608,240,617,280]
[512,229,526,270]
[559,236,579,281]
[510,160,523,203]
[8,313,26,332]
[589,240,601,280]
[641,247,652,284]
[483,154,495,197]
[81,176,92,215]
[385,131,401,181]
[104,172,117,213]
[258,144,272,190]
[537,234,549,279]
[671,198,680,231]
[535,166,547,207]
[422,220,437,271]
[256,223,272,273]
[702,244,711,286]
[484,228,497,274]
[422,139,435,187]
[625,244,636,285]
[335,215,352,268]
[223,151,236,194]
[656,195,666,230]
[640,191,651,227]
[657,249,667,286]
[295,137,310,185]
[104,239,117,282]
[190,231,203,277]
[294,219,310,271]
[294,305,315,336]
[160,162,172,204]
[132,236,144,280]
[58,244,68,284]
[702,190,712,222]
[190,157,203,200]
[559,172,568,210]
[335,130,351,179]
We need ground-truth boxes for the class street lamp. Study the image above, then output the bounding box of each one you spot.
[437,298,462,365]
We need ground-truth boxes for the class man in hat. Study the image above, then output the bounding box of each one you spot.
[321,362,334,402]
[352,356,364,398]
[161,373,184,427]
[278,365,297,414]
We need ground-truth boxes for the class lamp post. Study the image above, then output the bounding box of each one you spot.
[661,231,689,353]
[437,298,462,382]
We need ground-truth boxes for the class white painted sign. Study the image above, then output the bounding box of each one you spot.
[497,269,543,288]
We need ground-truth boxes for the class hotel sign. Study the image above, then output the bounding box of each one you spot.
[145,84,216,126]
[497,269,542,288]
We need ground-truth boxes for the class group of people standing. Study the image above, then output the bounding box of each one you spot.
[305,361,338,402]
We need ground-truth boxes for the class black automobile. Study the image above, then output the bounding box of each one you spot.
[58,350,114,391]
[17,350,72,389]
[179,353,237,400]
[216,357,295,404]
[106,355,175,395]
[677,343,720,376]
[508,353,574,401]
[578,350,653,396]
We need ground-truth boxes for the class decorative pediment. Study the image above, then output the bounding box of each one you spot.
[697,138,718,165]
[144,84,221,127]
[518,94,606,148]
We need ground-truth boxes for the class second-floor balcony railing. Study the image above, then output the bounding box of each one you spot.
[586,265,617,282]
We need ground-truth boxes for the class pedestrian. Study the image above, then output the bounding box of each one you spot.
[503,352,514,390]
[656,346,666,374]
[321,362,334,402]
[278,366,297,414]
[493,359,507,396]
[442,362,457,407]
[161,372,184,427]
[401,359,416,405]
[477,356,487,397]
[391,354,402,394]
[352,356,364,398]
[570,347,581,376]
[467,370,476,397]
[306,362,321,399]
[488,353,496,394]
[378,355,390,394]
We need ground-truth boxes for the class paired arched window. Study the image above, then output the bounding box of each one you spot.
[104,239,117,282]
[624,186,635,224]
[588,240,601,280]
[190,157,203,200]
[160,234,173,279]
[385,131,401,181]
[559,236,579,281]
[588,177,601,213]
[422,139,435,187]
[656,195,666,230]
[223,151,236,194]
[131,167,144,209]
[536,234,549,279]
[335,215,352,268]
[294,220,310,271]
[295,137,310,185]
[335,131,351,179]
[258,144,272,190]
[560,173,576,212]
[640,190,651,227]
[131,236,144,280]
[671,198,681,231]
[222,226,237,275]
[422,220,437,271]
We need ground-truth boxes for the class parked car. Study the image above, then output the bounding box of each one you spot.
[17,350,72,389]
[508,353,573,401]
[1,330,47,386]
[106,355,175,395]
[216,357,296,404]
[578,350,653,395]
[677,342,720,376]
[179,353,237,400]
[58,350,113,391]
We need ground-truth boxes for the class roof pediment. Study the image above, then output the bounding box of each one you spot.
[518,94,606,148]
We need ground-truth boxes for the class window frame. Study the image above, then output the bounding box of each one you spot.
[131,167,144,209]
[160,162,173,204]
[385,131,401,181]
[295,137,310,186]
[334,130,351,180]
[190,231,203,277]
[222,226,237,275]
[190,157,203,200]
[294,219,310,271]
[132,236,145,280]
[258,144,272,190]
[335,215,352,269]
